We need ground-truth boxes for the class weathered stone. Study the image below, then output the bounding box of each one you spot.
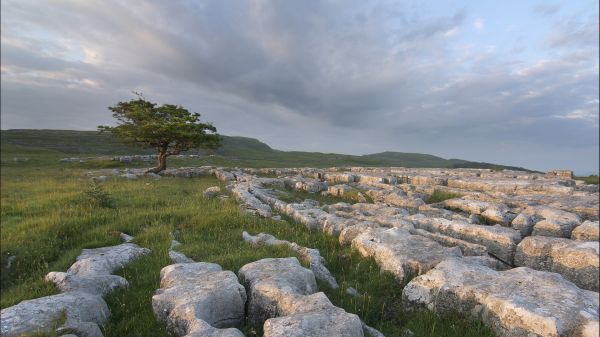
[520,205,581,238]
[328,184,352,197]
[403,257,599,337]
[152,262,246,337]
[45,272,128,296]
[242,232,338,289]
[514,236,599,291]
[409,228,487,256]
[384,192,425,208]
[202,186,221,199]
[352,227,461,283]
[67,243,151,277]
[121,173,138,180]
[0,292,109,337]
[411,217,521,264]
[238,257,317,325]
[263,307,364,337]
[572,220,600,242]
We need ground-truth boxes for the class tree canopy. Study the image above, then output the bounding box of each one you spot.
[99,95,221,173]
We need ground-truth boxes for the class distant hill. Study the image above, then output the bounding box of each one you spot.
[0,129,536,171]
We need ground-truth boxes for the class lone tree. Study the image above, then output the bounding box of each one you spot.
[99,94,221,174]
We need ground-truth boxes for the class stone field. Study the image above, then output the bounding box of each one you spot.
[2,165,599,337]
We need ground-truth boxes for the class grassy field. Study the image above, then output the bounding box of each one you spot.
[2,129,537,171]
[0,141,500,337]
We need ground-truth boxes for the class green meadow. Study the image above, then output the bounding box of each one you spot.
[0,135,499,337]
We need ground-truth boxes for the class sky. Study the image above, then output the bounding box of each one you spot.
[1,0,598,174]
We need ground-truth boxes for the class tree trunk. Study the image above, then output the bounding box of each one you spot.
[146,151,167,174]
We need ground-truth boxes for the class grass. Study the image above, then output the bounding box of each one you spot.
[1,144,495,337]
[426,190,461,204]
[575,175,599,185]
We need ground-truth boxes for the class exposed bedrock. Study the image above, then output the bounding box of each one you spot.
[351,227,462,283]
[572,220,600,242]
[152,262,246,337]
[402,257,599,337]
[1,241,150,337]
[238,257,364,337]
[242,231,339,289]
[514,236,599,292]
[410,216,522,264]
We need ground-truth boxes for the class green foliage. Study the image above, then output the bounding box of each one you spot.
[426,190,461,204]
[98,95,221,171]
[83,181,115,208]
[575,174,599,185]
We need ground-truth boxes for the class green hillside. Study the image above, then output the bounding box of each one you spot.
[1,129,534,171]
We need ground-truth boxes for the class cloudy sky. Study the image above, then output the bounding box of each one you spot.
[1,1,598,174]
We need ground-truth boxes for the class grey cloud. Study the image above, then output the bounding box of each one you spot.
[0,0,598,173]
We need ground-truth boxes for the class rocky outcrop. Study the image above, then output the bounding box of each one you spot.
[238,257,363,337]
[242,232,338,289]
[152,262,246,337]
[1,238,149,337]
[351,227,461,283]
[410,216,521,264]
[403,257,599,337]
[572,220,600,241]
[514,236,599,291]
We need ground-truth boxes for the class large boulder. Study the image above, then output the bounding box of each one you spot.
[351,227,461,283]
[152,262,246,337]
[263,307,363,337]
[403,257,599,337]
[238,257,317,325]
[572,220,600,242]
[0,292,109,337]
[514,236,599,292]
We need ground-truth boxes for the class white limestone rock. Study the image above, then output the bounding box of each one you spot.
[0,292,109,337]
[67,243,151,277]
[514,236,599,291]
[242,232,339,289]
[409,228,487,256]
[572,220,600,242]
[411,217,521,264]
[402,257,599,337]
[263,307,364,337]
[202,186,221,199]
[238,257,317,325]
[152,262,246,337]
[351,227,462,283]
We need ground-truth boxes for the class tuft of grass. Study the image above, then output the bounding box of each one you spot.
[426,190,461,204]
[83,181,116,208]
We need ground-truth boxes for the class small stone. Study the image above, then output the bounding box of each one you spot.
[346,287,360,297]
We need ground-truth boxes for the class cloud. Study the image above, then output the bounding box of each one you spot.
[0,0,598,173]
[473,17,484,30]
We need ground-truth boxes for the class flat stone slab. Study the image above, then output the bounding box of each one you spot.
[514,236,599,292]
[152,262,246,337]
[403,257,599,337]
[1,239,149,337]
[242,232,338,289]
[0,291,109,337]
[572,220,600,242]
[411,216,521,264]
[351,227,462,283]
[263,307,364,337]
[67,243,151,276]
[238,257,317,325]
